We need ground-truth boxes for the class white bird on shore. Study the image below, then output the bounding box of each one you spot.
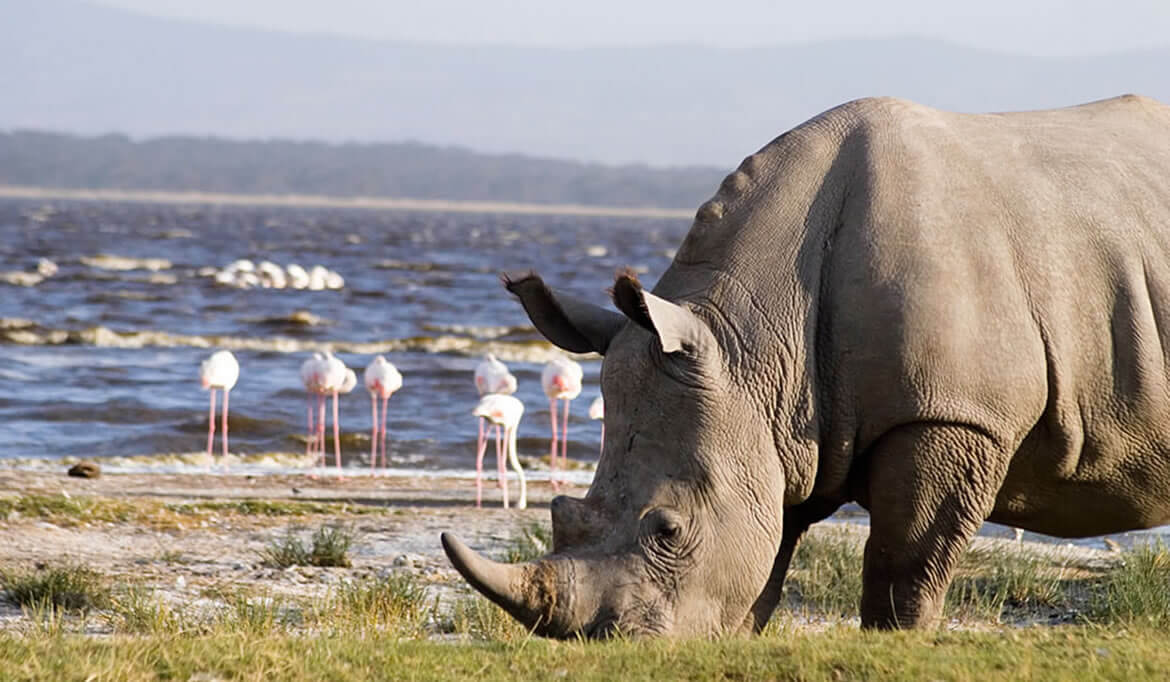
[286,264,310,289]
[589,395,604,456]
[300,351,349,477]
[472,394,526,510]
[300,352,328,463]
[320,353,351,476]
[364,356,403,473]
[473,354,517,502]
[541,355,583,489]
[199,350,239,466]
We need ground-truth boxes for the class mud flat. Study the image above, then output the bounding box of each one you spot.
[0,468,577,633]
[0,466,1125,637]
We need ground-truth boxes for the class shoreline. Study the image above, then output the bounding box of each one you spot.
[0,185,695,219]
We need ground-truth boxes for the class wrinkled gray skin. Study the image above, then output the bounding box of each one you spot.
[441,95,1170,637]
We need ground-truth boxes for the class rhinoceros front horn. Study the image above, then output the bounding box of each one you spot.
[440,532,562,632]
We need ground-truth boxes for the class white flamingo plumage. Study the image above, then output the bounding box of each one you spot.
[300,351,349,477]
[589,394,604,456]
[541,356,583,489]
[199,350,239,466]
[300,352,327,463]
[472,393,526,510]
[473,354,517,505]
[364,356,403,473]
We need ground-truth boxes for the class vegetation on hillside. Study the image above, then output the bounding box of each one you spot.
[0,131,724,209]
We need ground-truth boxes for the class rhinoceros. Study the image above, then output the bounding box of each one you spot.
[441,94,1170,637]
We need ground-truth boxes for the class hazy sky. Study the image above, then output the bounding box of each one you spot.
[89,0,1170,56]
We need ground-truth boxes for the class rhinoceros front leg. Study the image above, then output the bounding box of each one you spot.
[745,499,841,633]
[860,423,1008,629]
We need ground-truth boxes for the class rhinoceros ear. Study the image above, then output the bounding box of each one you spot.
[611,270,707,354]
[503,272,625,355]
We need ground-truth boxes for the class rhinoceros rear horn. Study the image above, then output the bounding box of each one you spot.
[612,270,709,354]
[502,272,625,355]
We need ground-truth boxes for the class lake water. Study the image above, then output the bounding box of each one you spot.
[0,198,687,478]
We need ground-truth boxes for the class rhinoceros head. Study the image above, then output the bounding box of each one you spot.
[441,270,786,638]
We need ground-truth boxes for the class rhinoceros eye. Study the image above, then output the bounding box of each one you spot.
[641,508,684,543]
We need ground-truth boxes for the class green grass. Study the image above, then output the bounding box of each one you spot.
[502,521,551,564]
[325,573,435,636]
[0,494,385,530]
[3,539,1170,680]
[786,528,1090,624]
[3,626,1170,681]
[786,527,866,616]
[1089,540,1170,627]
[442,593,529,642]
[106,586,187,635]
[1,562,111,613]
[259,524,356,568]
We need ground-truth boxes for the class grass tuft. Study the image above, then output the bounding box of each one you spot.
[1090,540,1170,627]
[259,524,355,568]
[786,528,865,616]
[1,562,111,613]
[327,572,434,636]
[107,586,186,634]
[502,521,551,564]
[443,594,528,642]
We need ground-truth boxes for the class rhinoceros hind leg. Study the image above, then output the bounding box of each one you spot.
[859,422,1009,629]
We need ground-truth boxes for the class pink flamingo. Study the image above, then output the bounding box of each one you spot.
[301,351,350,477]
[364,355,403,473]
[541,355,582,489]
[300,352,328,463]
[472,393,527,509]
[199,349,239,467]
[473,354,517,505]
[589,394,604,456]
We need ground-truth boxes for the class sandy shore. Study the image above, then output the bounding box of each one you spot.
[0,468,580,632]
[0,185,693,219]
[0,468,1119,635]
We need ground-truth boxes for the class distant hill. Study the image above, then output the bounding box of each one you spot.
[2,1,1168,167]
[0,130,724,209]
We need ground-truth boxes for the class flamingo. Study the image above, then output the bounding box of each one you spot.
[541,355,583,489]
[300,352,328,463]
[300,351,349,477]
[589,395,604,456]
[364,356,403,473]
[473,354,517,503]
[472,394,526,510]
[199,350,239,466]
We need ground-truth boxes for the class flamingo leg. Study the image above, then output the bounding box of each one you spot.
[332,390,343,478]
[370,394,378,474]
[560,398,571,484]
[498,428,509,509]
[221,388,231,466]
[306,395,316,461]
[206,389,217,463]
[317,394,327,469]
[475,417,487,508]
[495,424,505,489]
[507,425,527,510]
[548,397,560,491]
[380,394,390,469]
[599,422,605,457]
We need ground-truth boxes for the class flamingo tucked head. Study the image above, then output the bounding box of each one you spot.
[541,356,583,400]
[475,354,517,396]
[200,350,240,391]
[364,355,404,399]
